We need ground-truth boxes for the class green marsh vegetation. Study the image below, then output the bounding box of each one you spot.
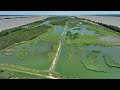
[81,49,108,73]
[50,20,67,26]
[67,19,78,29]
[0,64,62,79]
[1,16,120,79]
[103,54,120,68]
[56,18,120,78]
[0,17,64,78]
[66,20,120,47]
[0,68,49,79]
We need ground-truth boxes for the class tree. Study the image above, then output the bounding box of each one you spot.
[73,33,79,39]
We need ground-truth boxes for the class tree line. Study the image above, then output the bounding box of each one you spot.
[0,27,23,37]
[0,19,45,37]
[86,19,120,33]
[66,31,79,39]
[0,25,51,50]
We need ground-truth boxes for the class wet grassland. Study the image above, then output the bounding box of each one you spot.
[55,18,120,79]
[0,16,68,79]
[1,16,120,79]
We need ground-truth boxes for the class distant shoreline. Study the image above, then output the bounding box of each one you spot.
[0,16,49,32]
[76,16,120,28]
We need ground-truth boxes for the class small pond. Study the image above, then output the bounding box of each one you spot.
[69,23,96,35]
[52,26,64,34]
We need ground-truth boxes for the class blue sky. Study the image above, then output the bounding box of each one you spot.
[0,11,120,15]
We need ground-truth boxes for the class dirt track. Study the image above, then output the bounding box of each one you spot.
[49,22,67,72]
[0,67,58,79]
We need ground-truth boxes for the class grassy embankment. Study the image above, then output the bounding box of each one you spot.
[0,64,62,79]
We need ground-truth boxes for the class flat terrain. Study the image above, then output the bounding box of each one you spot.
[0,16,49,32]
[1,16,120,79]
[0,16,31,19]
[77,16,120,28]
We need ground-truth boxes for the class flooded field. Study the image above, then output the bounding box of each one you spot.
[69,22,96,35]
[0,16,63,72]
[56,45,120,79]
[1,16,120,79]
[0,42,53,70]
[55,18,120,79]
[53,26,64,34]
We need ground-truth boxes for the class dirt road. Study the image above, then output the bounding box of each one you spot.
[0,67,59,79]
[49,22,68,72]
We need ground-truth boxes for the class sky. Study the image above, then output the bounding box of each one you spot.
[0,11,120,15]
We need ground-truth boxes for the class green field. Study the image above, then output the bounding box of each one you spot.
[55,19,120,79]
[1,16,120,79]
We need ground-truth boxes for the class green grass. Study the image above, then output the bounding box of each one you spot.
[0,25,62,71]
[0,64,48,74]
[45,16,71,22]
[56,18,120,78]
[66,34,120,47]
[2,16,120,79]
[67,19,78,29]
[16,48,27,60]
[0,64,63,79]
[0,64,49,75]
[48,44,59,63]
[81,50,107,72]
[50,20,67,26]
[84,20,120,37]
[55,43,86,78]
[103,54,120,68]
[65,20,120,47]
[13,25,60,51]
[0,68,48,79]
[0,25,51,50]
